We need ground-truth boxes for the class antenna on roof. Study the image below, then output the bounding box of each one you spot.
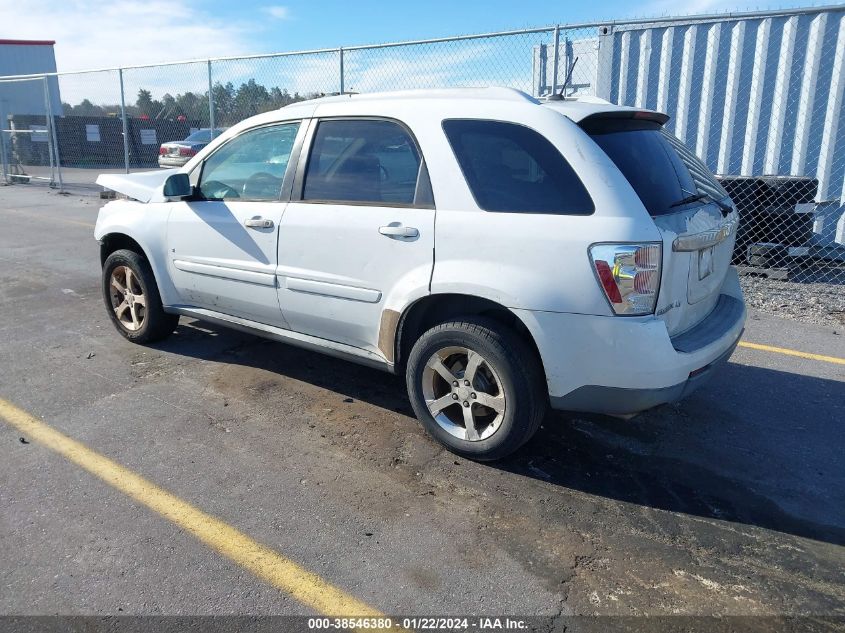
[543,56,578,101]
[558,56,578,98]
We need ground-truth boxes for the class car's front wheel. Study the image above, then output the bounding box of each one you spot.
[406,318,547,461]
[102,249,179,344]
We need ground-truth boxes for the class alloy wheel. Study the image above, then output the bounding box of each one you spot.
[421,346,506,441]
[109,265,147,331]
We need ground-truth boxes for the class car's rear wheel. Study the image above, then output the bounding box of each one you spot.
[406,318,547,461]
[102,249,178,344]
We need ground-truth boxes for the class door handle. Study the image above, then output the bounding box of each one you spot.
[245,217,274,229]
[378,225,419,238]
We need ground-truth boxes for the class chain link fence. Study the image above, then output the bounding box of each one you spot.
[0,76,62,187]
[1,6,844,302]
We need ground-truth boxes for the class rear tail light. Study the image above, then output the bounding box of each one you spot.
[589,243,662,315]
[158,146,167,155]
[178,147,197,157]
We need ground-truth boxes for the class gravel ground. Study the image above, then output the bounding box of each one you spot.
[739,275,845,328]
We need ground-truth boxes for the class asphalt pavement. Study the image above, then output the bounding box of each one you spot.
[1,185,843,620]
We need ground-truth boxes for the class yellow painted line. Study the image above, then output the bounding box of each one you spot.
[2,208,95,229]
[0,397,381,618]
[738,341,845,365]
[58,217,96,229]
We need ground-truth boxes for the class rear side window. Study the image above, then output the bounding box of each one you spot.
[442,119,594,215]
[662,132,728,202]
[303,119,427,206]
[586,121,728,216]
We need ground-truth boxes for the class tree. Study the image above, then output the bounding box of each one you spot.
[72,99,104,116]
[175,91,207,123]
[136,89,153,114]
[136,88,162,118]
[233,79,271,119]
[210,81,236,125]
[269,87,295,109]
[60,80,323,124]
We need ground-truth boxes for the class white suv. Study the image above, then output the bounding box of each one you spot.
[95,87,745,460]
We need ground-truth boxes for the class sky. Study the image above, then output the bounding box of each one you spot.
[0,0,829,73]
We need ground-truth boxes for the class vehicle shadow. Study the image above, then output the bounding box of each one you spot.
[155,319,845,546]
[507,365,845,547]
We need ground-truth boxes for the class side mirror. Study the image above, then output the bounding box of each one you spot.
[163,173,192,199]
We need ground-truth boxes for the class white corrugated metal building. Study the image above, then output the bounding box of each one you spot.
[535,6,845,250]
[0,39,62,116]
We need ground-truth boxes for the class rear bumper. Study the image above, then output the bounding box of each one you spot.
[515,268,746,415]
[158,156,189,168]
[549,333,740,414]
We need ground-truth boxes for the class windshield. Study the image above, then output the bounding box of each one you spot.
[586,123,727,216]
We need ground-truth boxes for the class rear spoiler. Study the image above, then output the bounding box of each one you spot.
[579,110,670,134]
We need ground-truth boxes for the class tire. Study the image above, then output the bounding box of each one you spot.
[406,317,547,461]
[102,249,179,344]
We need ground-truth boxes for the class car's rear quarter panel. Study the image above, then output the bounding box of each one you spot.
[407,101,662,315]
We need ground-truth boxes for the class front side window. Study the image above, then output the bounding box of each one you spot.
[303,119,422,206]
[198,122,300,201]
[442,119,594,214]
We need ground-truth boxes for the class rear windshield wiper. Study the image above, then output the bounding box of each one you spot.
[670,191,735,215]
[669,193,708,208]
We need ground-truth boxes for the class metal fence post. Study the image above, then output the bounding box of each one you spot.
[339,47,345,94]
[119,68,129,173]
[207,59,215,132]
[40,78,54,185]
[0,141,6,184]
[0,98,8,183]
[595,25,614,101]
[42,76,63,191]
[551,25,560,95]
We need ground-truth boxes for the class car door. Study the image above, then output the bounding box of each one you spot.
[167,121,304,326]
[277,117,435,355]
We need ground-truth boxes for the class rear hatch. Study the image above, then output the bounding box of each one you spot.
[580,113,738,336]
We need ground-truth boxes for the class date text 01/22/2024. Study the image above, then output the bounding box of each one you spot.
[306,618,529,630]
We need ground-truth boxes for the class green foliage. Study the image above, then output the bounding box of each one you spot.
[60,79,323,125]
[136,88,160,118]
[62,98,119,117]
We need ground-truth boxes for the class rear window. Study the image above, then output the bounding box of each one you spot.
[185,129,224,143]
[442,119,594,215]
[585,121,727,216]
[185,130,212,143]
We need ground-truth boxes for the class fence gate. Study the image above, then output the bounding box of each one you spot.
[0,76,62,189]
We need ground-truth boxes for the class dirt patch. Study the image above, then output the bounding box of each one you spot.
[202,335,845,615]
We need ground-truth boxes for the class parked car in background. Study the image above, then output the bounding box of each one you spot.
[96,87,745,461]
[158,128,226,167]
